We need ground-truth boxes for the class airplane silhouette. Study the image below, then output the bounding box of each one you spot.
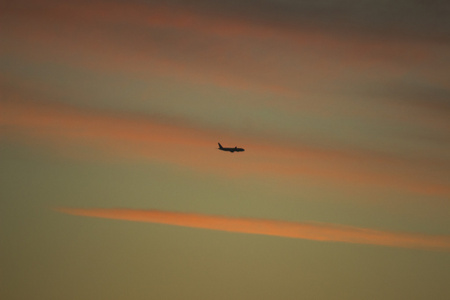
[218,143,245,153]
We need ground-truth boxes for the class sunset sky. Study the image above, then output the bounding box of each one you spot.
[1,0,450,299]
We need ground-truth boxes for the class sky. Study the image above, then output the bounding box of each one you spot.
[1,0,450,299]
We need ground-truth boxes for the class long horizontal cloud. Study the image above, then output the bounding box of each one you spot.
[1,97,449,197]
[4,0,447,95]
[55,207,450,251]
[3,0,448,145]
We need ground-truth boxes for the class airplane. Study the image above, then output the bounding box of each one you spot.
[218,143,245,153]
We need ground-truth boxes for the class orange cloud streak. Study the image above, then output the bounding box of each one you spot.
[55,207,450,251]
[4,0,449,138]
[1,2,294,97]
[4,0,444,96]
[7,0,433,62]
[1,97,449,197]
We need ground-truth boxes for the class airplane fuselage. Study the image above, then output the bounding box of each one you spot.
[218,143,244,153]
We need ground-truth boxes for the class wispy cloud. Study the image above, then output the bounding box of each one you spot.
[2,96,449,197]
[2,0,449,197]
[4,0,447,97]
[55,207,450,251]
[3,0,449,152]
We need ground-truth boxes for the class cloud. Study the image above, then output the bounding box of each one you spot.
[55,207,450,251]
[2,96,449,197]
[3,0,446,97]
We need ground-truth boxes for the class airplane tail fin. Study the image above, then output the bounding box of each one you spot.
[218,143,223,149]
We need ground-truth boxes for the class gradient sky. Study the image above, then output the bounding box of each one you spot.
[1,1,450,299]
